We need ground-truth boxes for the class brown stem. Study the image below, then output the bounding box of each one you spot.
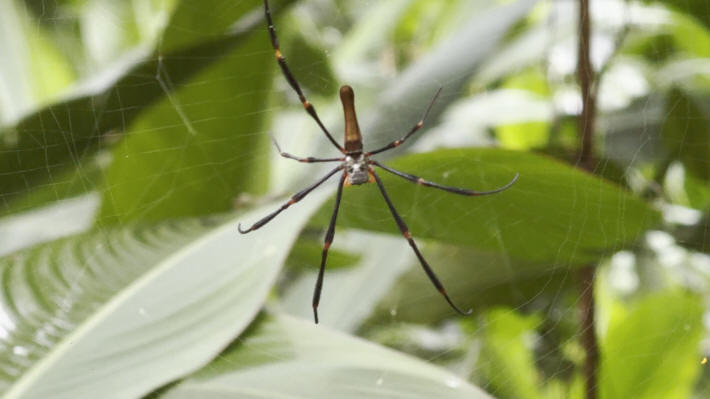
[577,0,596,173]
[579,265,599,399]
[577,1,599,399]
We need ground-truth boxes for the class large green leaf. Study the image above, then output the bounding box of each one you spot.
[478,308,544,399]
[653,0,710,33]
[0,0,74,124]
[367,243,572,323]
[0,190,329,399]
[328,148,659,264]
[0,0,277,212]
[600,291,705,399]
[160,313,495,399]
[98,29,272,223]
[662,88,710,181]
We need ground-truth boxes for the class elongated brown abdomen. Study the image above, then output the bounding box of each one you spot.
[340,85,363,154]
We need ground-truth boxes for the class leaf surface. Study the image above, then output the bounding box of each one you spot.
[161,314,495,399]
[0,190,329,399]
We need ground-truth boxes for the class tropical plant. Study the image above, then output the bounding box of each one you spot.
[0,0,708,398]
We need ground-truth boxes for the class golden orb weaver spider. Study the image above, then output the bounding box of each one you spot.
[239,0,519,323]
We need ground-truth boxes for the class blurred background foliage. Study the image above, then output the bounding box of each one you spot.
[0,0,708,398]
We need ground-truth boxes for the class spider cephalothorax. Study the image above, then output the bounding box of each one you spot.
[239,0,519,324]
[344,153,370,185]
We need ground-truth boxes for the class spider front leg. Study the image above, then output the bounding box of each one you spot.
[263,0,344,153]
[370,169,472,316]
[238,165,343,233]
[365,88,442,156]
[312,172,346,324]
[371,160,519,195]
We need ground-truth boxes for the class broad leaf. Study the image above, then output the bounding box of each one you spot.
[478,308,544,399]
[0,0,277,212]
[329,148,659,264]
[367,243,572,323]
[0,190,329,399]
[98,30,272,223]
[160,313,495,399]
[600,291,704,399]
[662,88,710,181]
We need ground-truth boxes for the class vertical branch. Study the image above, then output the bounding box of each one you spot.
[576,1,599,399]
[579,266,598,399]
[577,0,596,172]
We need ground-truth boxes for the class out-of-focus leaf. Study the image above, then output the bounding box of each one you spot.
[160,314,495,399]
[0,152,106,217]
[98,30,271,223]
[478,308,543,399]
[0,193,98,256]
[496,67,551,150]
[281,230,414,331]
[600,291,704,399]
[0,0,74,124]
[667,10,710,58]
[159,0,265,54]
[601,94,666,167]
[0,0,281,213]
[367,243,571,323]
[652,0,710,32]
[327,148,658,264]
[662,88,710,181]
[360,0,538,152]
[285,230,361,271]
[279,10,339,98]
[0,190,329,399]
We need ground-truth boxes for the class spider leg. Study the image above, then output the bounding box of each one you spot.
[371,160,519,196]
[365,88,442,156]
[313,172,346,324]
[263,0,345,153]
[271,135,344,163]
[370,169,472,316]
[238,165,343,234]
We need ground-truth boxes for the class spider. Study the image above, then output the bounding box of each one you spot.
[239,0,519,324]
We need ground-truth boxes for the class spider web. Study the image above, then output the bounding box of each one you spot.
[0,0,709,398]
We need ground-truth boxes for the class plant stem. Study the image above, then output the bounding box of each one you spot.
[576,1,599,399]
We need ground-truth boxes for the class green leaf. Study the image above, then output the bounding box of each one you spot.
[0,0,270,212]
[496,67,551,150]
[662,88,710,181]
[361,0,538,149]
[667,10,710,58]
[0,0,74,124]
[600,291,705,399]
[160,313,495,399]
[0,190,329,399]
[330,148,659,264]
[159,0,272,54]
[478,308,544,399]
[98,30,271,223]
[653,0,710,33]
[367,243,572,323]
[285,230,362,272]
